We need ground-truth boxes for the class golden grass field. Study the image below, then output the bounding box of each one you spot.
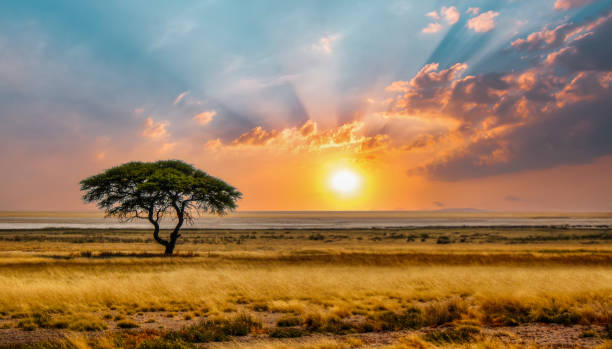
[0,227,610,348]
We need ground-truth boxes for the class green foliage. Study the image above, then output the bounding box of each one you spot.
[80,160,241,253]
[81,160,241,219]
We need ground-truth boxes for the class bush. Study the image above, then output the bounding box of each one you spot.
[67,316,108,331]
[303,313,351,334]
[136,338,195,349]
[531,305,581,325]
[269,327,306,338]
[18,318,37,331]
[423,325,480,344]
[423,297,469,326]
[436,236,452,244]
[167,314,261,343]
[480,299,531,326]
[117,319,140,329]
[276,315,303,327]
[376,307,423,331]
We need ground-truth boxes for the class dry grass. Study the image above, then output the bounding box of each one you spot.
[0,227,610,348]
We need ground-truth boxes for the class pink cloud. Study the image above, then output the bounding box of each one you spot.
[554,0,596,10]
[511,23,574,51]
[426,10,440,20]
[441,6,460,25]
[173,91,189,105]
[141,117,170,139]
[422,22,443,34]
[312,34,341,54]
[467,11,499,33]
[466,7,480,15]
[193,110,216,125]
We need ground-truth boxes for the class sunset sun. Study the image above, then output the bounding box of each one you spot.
[329,169,362,195]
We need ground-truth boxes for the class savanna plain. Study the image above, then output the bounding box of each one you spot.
[0,226,610,349]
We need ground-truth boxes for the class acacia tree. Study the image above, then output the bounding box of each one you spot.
[80,160,242,255]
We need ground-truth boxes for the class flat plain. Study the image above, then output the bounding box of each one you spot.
[0,226,610,348]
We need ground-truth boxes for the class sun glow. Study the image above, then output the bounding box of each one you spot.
[329,169,362,195]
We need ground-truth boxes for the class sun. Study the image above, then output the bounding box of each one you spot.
[329,169,362,195]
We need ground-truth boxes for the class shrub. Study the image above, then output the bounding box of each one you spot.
[276,315,303,327]
[117,319,140,329]
[436,236,452,244]
[423,297,469,326]
[251,303,269,312]
[423,325,480,344]
[303,313,352,334]
[67,316,108,331]
[376,307,423,331]
[480,299,531,326]
[136,338,195,349]
[167,314,261,343]
[531,304,581,325]
[269,327,306,338]
[18,318,37,331]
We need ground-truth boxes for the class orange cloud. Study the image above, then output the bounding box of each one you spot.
[232,126,279,146]
[467,11,499,33]
[173,91,189,105]
[226,120,390,153]
[440,6,460,25]
[422,22,443,34]
[193,110,216,125]
[313,34,340,54]
[141,117,170,139]
[554,0,596,10]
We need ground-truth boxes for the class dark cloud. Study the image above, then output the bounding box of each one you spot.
[397,12,612,181]
[505,195,520,201]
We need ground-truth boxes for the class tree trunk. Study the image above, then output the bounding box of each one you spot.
[148,208,170,254]
[164,242,176,255]
[165,204,184,256]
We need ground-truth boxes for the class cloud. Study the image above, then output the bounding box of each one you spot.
[422,22,443,34]
[433,201,445,207]
[141,117,170,139]
[466,7,480,15]
[554,0,597,10]
[312,34,341,54]
[505,195,520,201]
[388,11,612,180]
[193,110,216,125]
[423,6,460,34]
[426,10,440,20]
[467,11,499,33]
[232,126,279,146]
[387,62,468,112]
[512,23,575,51]
[513,13,612,53]
[226,120,390,153]
[544,14,612,71]
[174,91,190,105]
[441,6,460,25]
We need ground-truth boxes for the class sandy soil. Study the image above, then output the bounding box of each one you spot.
[0,312,606,348]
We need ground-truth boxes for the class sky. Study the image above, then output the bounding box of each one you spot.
[1,0,612,211]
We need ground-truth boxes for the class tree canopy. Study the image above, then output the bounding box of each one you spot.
[80,160,242,254]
